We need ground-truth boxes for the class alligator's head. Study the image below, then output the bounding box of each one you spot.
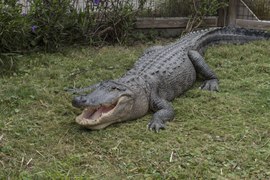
[72,80,148,130]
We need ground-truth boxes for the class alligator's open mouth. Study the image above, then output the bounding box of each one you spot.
[78,103,117,122]
[75,96,130,129]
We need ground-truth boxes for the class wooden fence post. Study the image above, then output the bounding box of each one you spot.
[217,7,227,27]
[228,0,238,26]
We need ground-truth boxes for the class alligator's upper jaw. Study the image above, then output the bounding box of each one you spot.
[75,96,128,129]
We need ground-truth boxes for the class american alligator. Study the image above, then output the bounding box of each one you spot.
[70,27,270,131]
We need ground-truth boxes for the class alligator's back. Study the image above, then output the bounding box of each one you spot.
[122,27,270,101]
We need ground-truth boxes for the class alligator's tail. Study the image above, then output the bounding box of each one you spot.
[196,27,270,53]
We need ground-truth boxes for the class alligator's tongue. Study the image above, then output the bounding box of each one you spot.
[87,105,115,120]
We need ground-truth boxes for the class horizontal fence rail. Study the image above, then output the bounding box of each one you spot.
[236,19,270,29]
[136,17,218,29]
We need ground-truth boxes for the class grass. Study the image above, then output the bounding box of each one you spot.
[0,40,270,179]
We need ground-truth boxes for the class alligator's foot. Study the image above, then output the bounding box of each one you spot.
[148,119,166,132]
[200,79,219,91]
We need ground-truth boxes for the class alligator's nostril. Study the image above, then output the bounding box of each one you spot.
[72,96,86,107]
[80,95,88,103]
[81,99,87,103]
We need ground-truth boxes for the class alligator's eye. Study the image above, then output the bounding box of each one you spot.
[111,86,126,91]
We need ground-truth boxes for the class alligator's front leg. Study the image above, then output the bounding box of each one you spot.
[188,50,219,91]
[148,91,175,132]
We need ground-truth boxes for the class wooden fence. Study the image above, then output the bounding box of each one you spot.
[136,17,217,29]
[136,0,270,31]
[227,0,270,29]
[17,0,270,31]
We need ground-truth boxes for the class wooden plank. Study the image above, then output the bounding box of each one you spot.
[135,17,218,29]
[217,7,226,27]
[227,0,238,26]
[217,0,228,27]
[236,19,270,30]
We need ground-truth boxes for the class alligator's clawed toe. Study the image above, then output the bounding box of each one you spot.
[200,79,219,92]
[148,120,166,132]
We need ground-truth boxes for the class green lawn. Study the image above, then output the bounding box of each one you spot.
[0,40,270,179]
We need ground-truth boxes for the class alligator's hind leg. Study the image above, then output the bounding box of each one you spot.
[188,50,219,91]
[148,91,175,132]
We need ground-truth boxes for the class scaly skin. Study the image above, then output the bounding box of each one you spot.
[71,27,270,132]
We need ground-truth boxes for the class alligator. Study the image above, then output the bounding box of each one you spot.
[70,27,270,132]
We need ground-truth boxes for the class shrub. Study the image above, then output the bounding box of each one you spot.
[26,0,136,50]
[95,0,136,44]
[27,0,82,51]
[0,0,137,73]
[0,0,136,53]
[137,0,228,17]
[0,1,31,73]
[156,0,194,17]
[0,1,30,53]
[185,0,228,32]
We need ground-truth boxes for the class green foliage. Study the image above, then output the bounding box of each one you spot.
[0,1,136,52]
[195,0,228,17]
[137,0,194,17]
[138,0,228,17]
[0,1,30,73]
[27,0,80,51]
[0,1,30,53]
[0,0,136,73]
[90,0,136,45]
[26,0,136,50]
[184,0,228,32]
[157,0,194,17]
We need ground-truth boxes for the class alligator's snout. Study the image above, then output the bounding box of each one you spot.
[71,80,148,130]
[72,95,88,108]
